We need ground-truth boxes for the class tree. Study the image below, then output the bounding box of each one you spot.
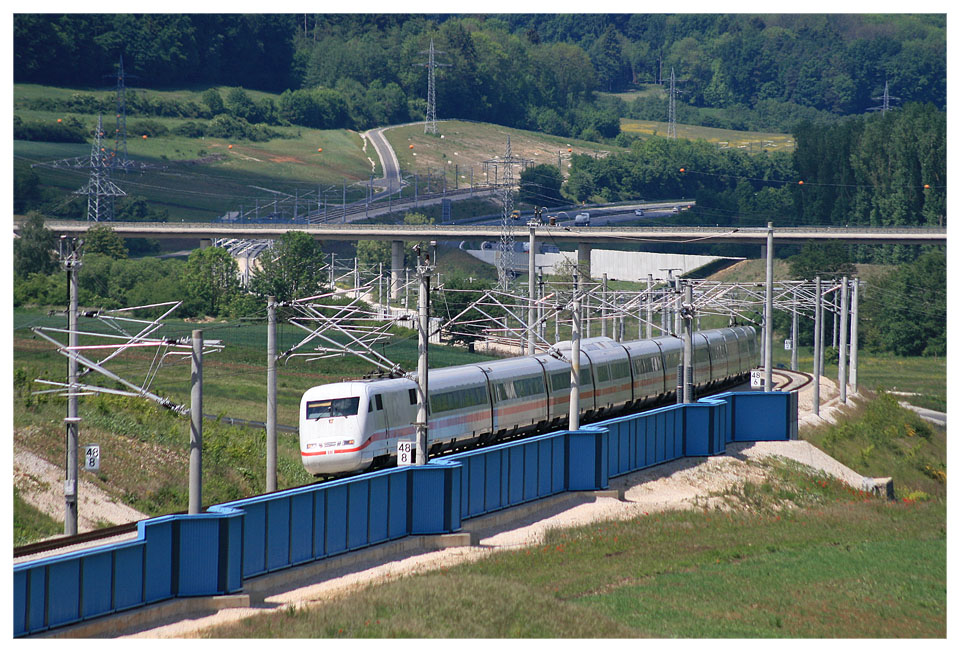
[519,164,564,207]
[563,167,596,204]
[83,224,128,259]
[14,211,57,278]
[181,247,241,317]
[861,250,945,356]
[201,88,224,115]
[787,242,856,281]
[249,231,325,302]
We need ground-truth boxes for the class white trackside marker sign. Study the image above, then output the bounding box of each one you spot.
[397,440,414,466]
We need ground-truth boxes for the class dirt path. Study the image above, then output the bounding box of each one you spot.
[14,449,150,534]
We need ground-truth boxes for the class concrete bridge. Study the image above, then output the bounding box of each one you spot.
[20,220,947,247]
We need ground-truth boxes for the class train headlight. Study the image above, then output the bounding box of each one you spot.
[342,440,355,446]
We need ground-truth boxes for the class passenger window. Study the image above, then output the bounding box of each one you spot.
[375,394,383,410]
[409,388,417,405]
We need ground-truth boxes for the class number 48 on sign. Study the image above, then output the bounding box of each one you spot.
[84,445,100,472]
[397,440,414,466]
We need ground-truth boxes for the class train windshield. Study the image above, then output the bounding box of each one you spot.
[305,397,361,419]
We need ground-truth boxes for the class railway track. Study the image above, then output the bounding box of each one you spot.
[18,372,799,561]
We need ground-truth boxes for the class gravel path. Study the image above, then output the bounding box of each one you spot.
[14,449,150,536]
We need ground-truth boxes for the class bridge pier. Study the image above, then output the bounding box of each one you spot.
[577,242,592,278]
[391,240,404,301]
[199,238,212,249]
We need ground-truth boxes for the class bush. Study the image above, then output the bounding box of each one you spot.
[13,115,87,143]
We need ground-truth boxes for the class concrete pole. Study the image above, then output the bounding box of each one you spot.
[527,224,536,355]
[646,274,654,339]
[818,288,827,378]
[378,263,383,312]
[342,180,346,224]
[189,330,203,514]
[266,297,277,493]
[391,240,403,301]
[328,252,335,288]
[64,247,80,536]
[838,276,849,404]
[832,292,838,350]
[850,278,860,393]
[404,268,410,310]
[660,289,668,336]
[682,283,693,403]
[601,273,608,338]
[353,257,360,299]
[673,293,681,337]
[584,292,591,338]
[813,277,821,416]
[764,222,774,392]
[554,307,560,344]
[569,269,581,431]
[791,286,799,371]
[415,255,431,465]
[538,269,545,341]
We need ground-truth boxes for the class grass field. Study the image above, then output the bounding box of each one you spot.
[12,305,498,526]
[385,119,624,189]
[620,118,795,153]
[201,458,945,637]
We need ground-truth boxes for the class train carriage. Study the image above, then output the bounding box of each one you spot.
[300,327,757,476]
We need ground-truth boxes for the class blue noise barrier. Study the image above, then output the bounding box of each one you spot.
[14,390,795,636]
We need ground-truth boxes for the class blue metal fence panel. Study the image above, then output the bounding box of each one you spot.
[177,518,222,596]
[28,566,46,633]
[113,545,145,611]
[325,484,349,556]
[388,471,407,539]
[289,492,315,565]
[81,552,113,620]
[410,466,449,533]
[266,497,292,571]
[347,481,370,549]
[508,446,524,504]
[484,450,502,513]
[13,569,28,637]
[142,518,175,603]
[523,441,539,501]
[47,559,81,628]
[368,474,390,545]
[240,501,267,577]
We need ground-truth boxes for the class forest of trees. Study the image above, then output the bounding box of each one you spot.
[12,14,947,356]
[14,14,946,138]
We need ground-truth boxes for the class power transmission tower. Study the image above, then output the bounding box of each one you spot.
[868,80,900,115]
[418,38,450,134]
[667,67,678,139]
[484,137,532,290]
[104,56,138,173]
[74,114,126,222]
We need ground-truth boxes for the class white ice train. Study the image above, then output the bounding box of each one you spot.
[299,326,758,477]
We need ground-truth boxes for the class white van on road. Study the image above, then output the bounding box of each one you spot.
[574,212,590,226]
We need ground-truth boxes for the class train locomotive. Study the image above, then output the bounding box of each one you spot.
[299,326,758,476]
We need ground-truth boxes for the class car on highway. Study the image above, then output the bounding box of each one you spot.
[574,212,590,226]
[671,206,680,214]
[634,208,644,216]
